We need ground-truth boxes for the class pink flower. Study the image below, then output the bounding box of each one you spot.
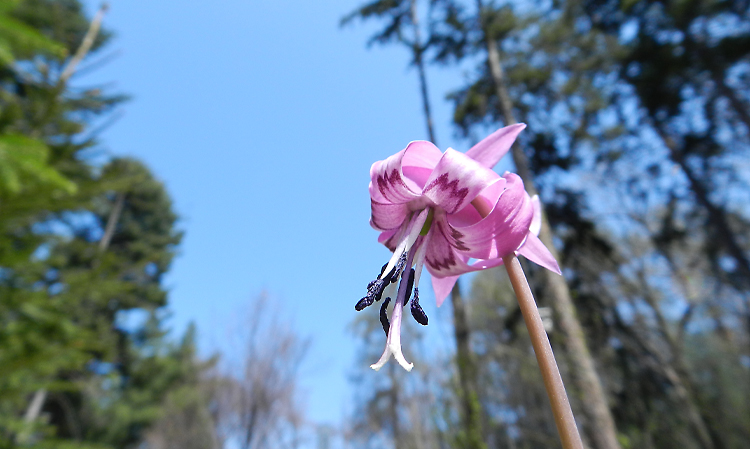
[357,124,560,371]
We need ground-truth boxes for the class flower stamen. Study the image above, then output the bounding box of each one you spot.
[355,253,406,311]
[379,297,391,335]
[403,268,415,308]
[410,288,428,325]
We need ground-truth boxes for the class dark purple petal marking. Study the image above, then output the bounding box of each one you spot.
[425,252,458,272]
[422,172,469,214]
[380,297,392,336]
[425,221,460,272]
[449,224,470,251]
[377,169,411,203]
[410,288,428,325]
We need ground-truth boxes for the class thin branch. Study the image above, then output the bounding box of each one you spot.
[69,49,122,79]
[99,191,125,253]
[60,3,109,84]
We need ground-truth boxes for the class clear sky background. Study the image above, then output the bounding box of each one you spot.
[77,0,508,429]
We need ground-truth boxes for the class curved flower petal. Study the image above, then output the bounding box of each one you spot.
[429,255,507,306]
[465,123,526,169]
[377,228,399,250]
[401,141,443,189]
[432,275,459,307]
[422,149,502,214]
[424,219,506,280]
[517,233,561,274]
[361,125,549,372]
[445,173,533,260]
[369,141,442,205]
[371,199,411,231]
[444,177,507,228]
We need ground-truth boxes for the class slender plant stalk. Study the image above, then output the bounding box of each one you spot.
[476,1,621,445]
[502,254,583,449]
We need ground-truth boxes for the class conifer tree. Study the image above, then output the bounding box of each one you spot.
[0,2,211,447]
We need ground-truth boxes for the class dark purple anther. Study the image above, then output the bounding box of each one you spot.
[410,288,428,325]
[379,297,392,336]
[403,268,415,308]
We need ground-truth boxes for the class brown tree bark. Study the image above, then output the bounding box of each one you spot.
[475,3,622,449]
[410,0,437,144]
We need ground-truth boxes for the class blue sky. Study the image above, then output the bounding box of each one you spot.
[77,0,502,428]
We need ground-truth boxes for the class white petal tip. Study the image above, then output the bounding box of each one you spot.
[369,354,414,372]
[394,352,414,371]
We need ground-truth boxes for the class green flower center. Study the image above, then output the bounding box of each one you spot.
[419,208,434,236]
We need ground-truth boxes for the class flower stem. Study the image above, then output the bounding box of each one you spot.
[502,254,584,449]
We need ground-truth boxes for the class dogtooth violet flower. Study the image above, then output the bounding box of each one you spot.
[356,124,561,371]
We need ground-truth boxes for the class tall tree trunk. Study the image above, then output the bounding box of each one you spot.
[450,281,486,449]
[609,302,720,449]
[636,271,717,449]
[410,0,437,144]
[98,192,126,253]
[665,139,750,287]
[475,3,621,449]
[409,3,485,446]
[388,362,402,449]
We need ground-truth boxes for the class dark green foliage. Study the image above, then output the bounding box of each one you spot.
[0,1,210,447]
[11,0,112,55]
[341,0,414,47]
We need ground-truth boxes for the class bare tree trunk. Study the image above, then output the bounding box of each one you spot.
[714,74,750,130]
[388,363,402,449]
[636,272,716,449]
[693,41,750,131]
[450,282,486,449]
[59,3,109,84]
[610,303,715,449]
[665,141,750,286]
[475,3,621,449]
[99,192,126,253]
[408,3,484,446]
[409,0,437,144]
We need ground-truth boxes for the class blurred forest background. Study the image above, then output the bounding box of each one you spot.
[1,0,749,448]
